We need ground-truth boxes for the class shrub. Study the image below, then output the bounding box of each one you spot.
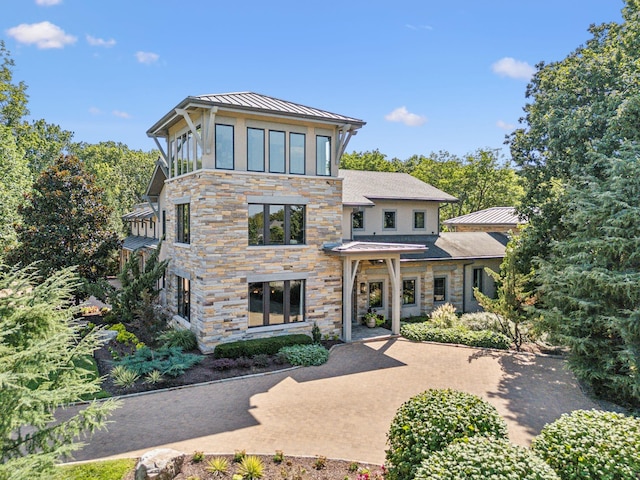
[459,312,505,332]
[108,322,140,345]
[213,334,313,359]
[143,370,164,385]
[233,450,246,463]
[311,322,321,343]
[115,345,202,377]
[211,358,238,371]
[415,436,559,480]
[278,344,329,366]
[429,303,459,328]
[273,450,284,463]
[237,455,264,479]
[401,324,511,349]
[402,315,429,324]
[191,451,204,463]
[532,409,640,479]
[385,388,508,480]
[206,456,229,475]
[110,365,139,389]
[252,353,271,367]
[156,328,198,351]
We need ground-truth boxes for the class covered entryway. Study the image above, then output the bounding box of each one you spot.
[324,241,427,342]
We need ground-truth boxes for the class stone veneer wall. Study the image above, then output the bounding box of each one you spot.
[164,170,344,353]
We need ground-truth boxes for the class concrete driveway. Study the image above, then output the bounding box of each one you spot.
[64,338,599,465]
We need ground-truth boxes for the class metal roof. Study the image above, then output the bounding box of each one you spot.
[443,206,523,226]
[326,241,427,256]
[339,169,458,205]
[122,207,155,221]
[147,92,365,137]
[122,236,158,251]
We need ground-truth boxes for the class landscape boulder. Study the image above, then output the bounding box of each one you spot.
[135,448,185,480]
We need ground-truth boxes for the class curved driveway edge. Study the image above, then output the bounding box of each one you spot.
[62,338,600,465]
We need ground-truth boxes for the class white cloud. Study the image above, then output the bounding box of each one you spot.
[497,120,515,130]
[112,110,131,119]
[35,0,62,5]
[6,21,76,49]
[88,107,102,115]
[385,106,427,127]
[405,24,433,31]
[135,51,159,65]
[491,57,535,80]
[87,35,116,47]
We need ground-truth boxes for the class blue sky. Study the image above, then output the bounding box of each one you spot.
[2,0,625,161]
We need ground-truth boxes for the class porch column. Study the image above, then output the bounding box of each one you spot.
[342,257,360,342]
[385,256,401,335]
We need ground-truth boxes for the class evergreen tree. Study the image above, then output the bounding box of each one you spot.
[0,264,119,479]
[11,155,120,300]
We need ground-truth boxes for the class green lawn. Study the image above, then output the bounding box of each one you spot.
[54,458,136,480]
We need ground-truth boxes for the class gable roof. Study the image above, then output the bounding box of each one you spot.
[339,169,458,206]
[147,92,365,137]
[443,206,523,226]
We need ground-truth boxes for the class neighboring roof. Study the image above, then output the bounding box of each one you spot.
[122,236,158,251]
[147,92,365,137]
[122,207,155,221]
[443,206,524,226]
[325,241,427,256]
[339,169,458,206]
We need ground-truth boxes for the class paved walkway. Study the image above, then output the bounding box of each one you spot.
[62,338,599,465]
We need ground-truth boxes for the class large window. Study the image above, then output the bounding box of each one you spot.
[383,210,396,230]
[414,211,426,230]
[352,210,364,230]
[269,130,285,173]
[473,267,484,293]
[169,126,202,177]
[177,275,190,321]
[248,204,305,246]
[403,279,416,305]
[215,124,234,169]
[316,135,331,176]
[369,281,383,308]
[434,277,447,302]
[248,280,304,327]
[176,203,190,244]
[247,128,265,172]
[290,133,305,174]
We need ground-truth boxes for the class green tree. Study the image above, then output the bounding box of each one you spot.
[0,264,119,479]
[340,149,397,171]
[11,155,120,299]
[0,40,28,128]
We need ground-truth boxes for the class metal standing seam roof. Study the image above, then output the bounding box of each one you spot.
[122,207,155,221]
[326,241,427,255]
[147,92,366,136]
[339,169,458,205]
[443,206,523,226]
[122,236,158,251]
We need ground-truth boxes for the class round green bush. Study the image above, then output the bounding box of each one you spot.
[385,388,508,480]
[415,436,560,480]
[532,409,640,480]
[278,343,329,366]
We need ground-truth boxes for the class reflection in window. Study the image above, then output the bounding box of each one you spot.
[248,204,305,246]
[383,211,396,229]
[177,275,190,321]
[434,277,446,302]
[290,133,305,174]
[403,279,416,305]
[215,124,234,169]
[269,205,285,245]
[269,131,285,173]
[176,203,190,244]
[247,128,264,172]
[352,210,364,230]
[473,267,484,293]
[248,280,305,327]
[369,281,383,308]
[316,136,331,176]
[414,211,425,229]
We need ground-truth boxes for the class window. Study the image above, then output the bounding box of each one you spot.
[316,135,331,176]
[403,279,416,305]
[215,124,234,169]
[290,133,305,174]
[177,275,190,321]
[248,280,304,327]
[473,267,484,293]
[176,203,190,244]
[352,210,364,230]
[434,277,447,302]
[383,210,396,230]
[247,128,264,172]
[162,210,166,239]
[195,125,202,170]
[269,130,285,173]
[369,281,383,308]
[248,204,305,246]
[414,211,426,230]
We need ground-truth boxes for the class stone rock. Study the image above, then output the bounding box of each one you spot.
[135,448,185,480]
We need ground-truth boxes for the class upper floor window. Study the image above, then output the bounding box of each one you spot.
[176,203,190,244]
[473,267,484,293]
[352,210,364,230]
[290,133,305,174]
[248,204,305,246]
[414,211,426,230]
[169,126,202,177]
[269,131,285,173]
[316,136,331,176]
[216,124,234,170]
[248,279,304,327]
[247,127,265,172]
[383,210,396,230]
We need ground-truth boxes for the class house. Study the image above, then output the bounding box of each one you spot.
[123,92,506,352]
[120,202,159,269]
[443,206,523,234]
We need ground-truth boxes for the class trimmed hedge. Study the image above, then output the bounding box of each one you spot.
[532,409,640,480]
[415,436,560,480]
[213,334,312,359]
[385,388,508,480]
[401,324,511,350]
[279,344,329,366]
